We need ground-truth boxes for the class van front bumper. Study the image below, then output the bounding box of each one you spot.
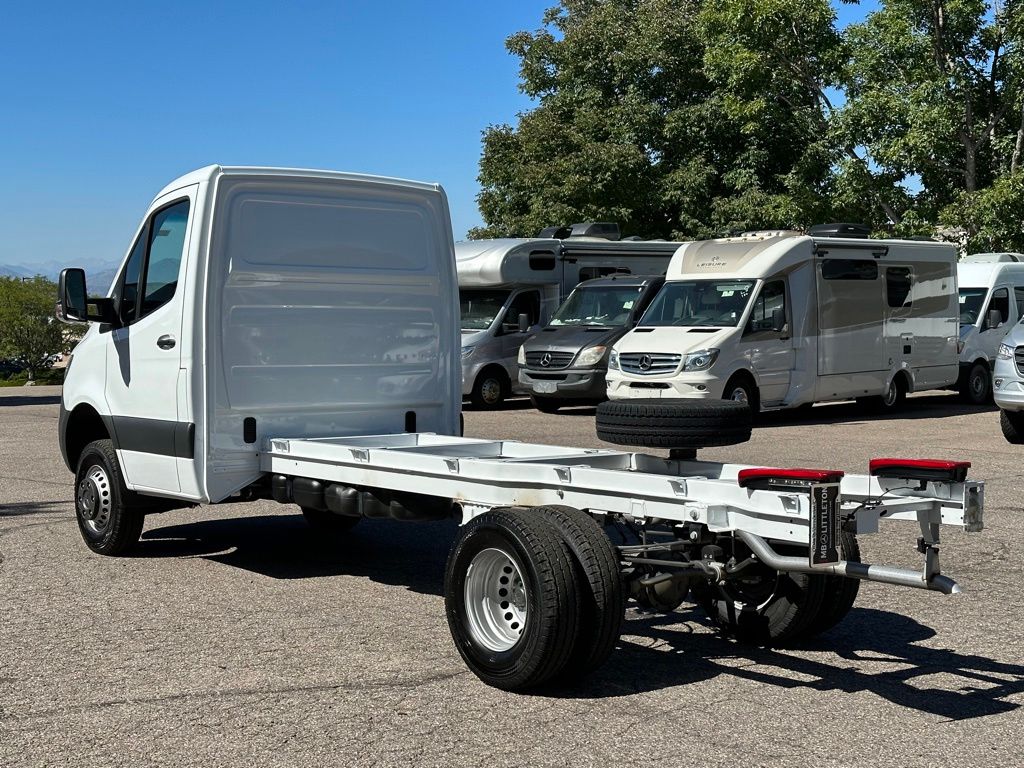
[606,373,724,400]
[993,376,1024,412]
[518,367,606,401]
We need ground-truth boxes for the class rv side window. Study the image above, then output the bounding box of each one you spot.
[886,267,913,308]
[579,266,631,281]
[985,288,1010,330]
[529,251,556,271]
[821,259,878,280]
[1015,287,1024,320]
[744,280,787,337]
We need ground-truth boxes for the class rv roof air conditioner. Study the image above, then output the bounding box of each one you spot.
[808,223,872,239]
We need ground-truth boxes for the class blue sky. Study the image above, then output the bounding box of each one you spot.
[1,0,874,270]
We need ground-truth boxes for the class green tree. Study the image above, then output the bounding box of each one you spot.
[0,276,74,382]
[473,0,847,240]
[837,0,1024,236]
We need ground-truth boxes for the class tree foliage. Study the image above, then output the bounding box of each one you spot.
[0,277,74,381]
[475,0,1024,250]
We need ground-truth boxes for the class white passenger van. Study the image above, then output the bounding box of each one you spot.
[457,224,679,408]
[955,253,1024,403]
[606,227,960,412]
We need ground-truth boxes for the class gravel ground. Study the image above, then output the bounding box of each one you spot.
[1,386,1022,767]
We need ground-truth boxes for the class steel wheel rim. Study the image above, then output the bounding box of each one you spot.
[730,386,749,403]
[480,378,502,405]
[883,381,898,406]
[78,465,113,535]
[464,548,527,651]
[970,370,987,399]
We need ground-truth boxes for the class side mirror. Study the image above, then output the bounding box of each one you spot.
[987,309,1003,330]
[771,308,786,333]
[518,313,530,333]
[56,268,116,325]
[56,268,88,322]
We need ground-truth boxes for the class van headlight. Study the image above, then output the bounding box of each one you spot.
[461,346,475,360]
[575,345,607,367]
[682,348,719,371]
[517,346,526,366]
[608,350,620,371]
[997,343,1014,360]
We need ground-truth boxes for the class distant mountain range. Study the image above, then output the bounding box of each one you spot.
[0,259,120,292]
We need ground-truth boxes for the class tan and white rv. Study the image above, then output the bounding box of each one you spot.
[605,228,960,412]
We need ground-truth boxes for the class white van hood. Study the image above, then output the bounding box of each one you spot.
[614,327,732,355]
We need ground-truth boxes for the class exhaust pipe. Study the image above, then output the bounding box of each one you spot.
[734,530,961,595]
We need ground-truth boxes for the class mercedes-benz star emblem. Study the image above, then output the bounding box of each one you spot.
[638,354,653,371]
[540,353,552,367]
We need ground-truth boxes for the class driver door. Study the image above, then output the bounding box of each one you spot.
[739,279,793,405]
[500,289,541,378]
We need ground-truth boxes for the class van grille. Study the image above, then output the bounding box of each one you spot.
[619,352,681,375]
[1015,347,1024,377]
[525,351,575,370]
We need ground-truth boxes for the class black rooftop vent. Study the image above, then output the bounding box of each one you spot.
[538,225,572,239]
[568,222,621,240]
[808,222,871,239]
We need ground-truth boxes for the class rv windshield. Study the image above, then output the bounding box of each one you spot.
[550,285,644,327]
[958,288,988,325]
[460,288,511,330]
[639,280,756,327]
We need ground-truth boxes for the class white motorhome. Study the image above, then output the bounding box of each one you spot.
[955,254,1024,403]
[457,226,680,408]
[55,168,983,692]
[606,230,960,412]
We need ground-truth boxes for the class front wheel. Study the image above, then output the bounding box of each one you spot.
[75,439,145,556]
[1000,410,1024,444]
[959,362,991,404]
[722,374,760,415]
[470,369,508,409]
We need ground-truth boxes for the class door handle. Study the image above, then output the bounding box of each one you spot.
[157,335,176,350]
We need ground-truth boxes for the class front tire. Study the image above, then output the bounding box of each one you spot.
[722,373,760,415]
[470,368,508,409]
[445,508,580,690]
[75,439,144,556]
[1000,410,1024,444]
[959,362,991,404]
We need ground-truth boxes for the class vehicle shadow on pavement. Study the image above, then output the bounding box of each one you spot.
[0,394,62,407]
[0,500,68,517]
[559,607,1024,719]
[139,513,454,596]
[755,395,996,428]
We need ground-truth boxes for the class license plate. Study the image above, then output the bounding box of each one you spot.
[533,381,557,394]
[629,387,660,398]
[809,483,841,566]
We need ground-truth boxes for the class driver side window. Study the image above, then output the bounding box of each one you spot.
[504,290,541,330]
[744,280,787,339]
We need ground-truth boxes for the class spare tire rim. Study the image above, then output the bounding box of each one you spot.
[464,548,527,651]
[78,465,113,535]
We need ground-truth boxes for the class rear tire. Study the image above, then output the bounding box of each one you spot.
[1000,410,1024,444]
[528,506,624,680]
[959,362,991,404]
[595,399,751,449]
[445,508,581,690]
[531,395,561,414]
[692,542,825,646]
[857,375,907,412]
[75,439,145,556]
[470,368,508,409]
[301,507,360,532]
[804,532,861,637]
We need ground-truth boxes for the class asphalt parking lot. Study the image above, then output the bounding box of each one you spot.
[2,387,1023,767]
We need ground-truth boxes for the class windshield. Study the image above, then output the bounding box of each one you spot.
[550,285,645,327]
[958,288,988,325]
[459,288,511,330]
[639,280,756,327]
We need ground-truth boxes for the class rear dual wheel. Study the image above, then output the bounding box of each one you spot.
[693,533,861,645]
[445,506,623,690]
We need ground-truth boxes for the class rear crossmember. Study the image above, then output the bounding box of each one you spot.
[261,434,983,595]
